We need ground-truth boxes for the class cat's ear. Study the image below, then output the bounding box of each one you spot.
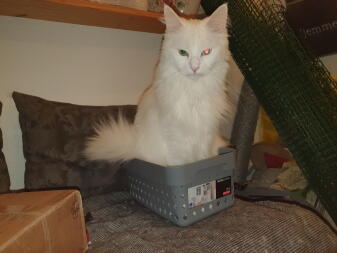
[162,4,183,33]
[206,3,228,33]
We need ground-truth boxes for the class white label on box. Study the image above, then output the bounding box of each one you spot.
[188,181,216,208]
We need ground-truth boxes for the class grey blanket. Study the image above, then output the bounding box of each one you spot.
[84,191,337,253]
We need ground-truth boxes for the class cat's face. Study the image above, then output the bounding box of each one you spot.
[162,4,229,78]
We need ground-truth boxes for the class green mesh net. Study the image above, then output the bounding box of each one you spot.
[202,0,337,224]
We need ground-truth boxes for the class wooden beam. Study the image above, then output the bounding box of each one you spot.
[0,0,165,34]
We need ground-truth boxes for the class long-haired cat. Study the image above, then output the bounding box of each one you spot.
[85,4,232,166]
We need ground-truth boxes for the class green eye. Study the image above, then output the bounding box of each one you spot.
[178,49,189,56]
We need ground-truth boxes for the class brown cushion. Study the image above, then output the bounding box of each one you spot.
[12,92,137,197]
[0,102,10,193]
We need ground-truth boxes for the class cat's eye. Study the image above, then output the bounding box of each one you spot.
[201,48,212,56]
[178,49,189,56]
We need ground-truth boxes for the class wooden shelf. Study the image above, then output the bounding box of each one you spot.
[0,0,165,34]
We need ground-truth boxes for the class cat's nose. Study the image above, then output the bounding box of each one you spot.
[190,57,200,73]
[192,66,199,73]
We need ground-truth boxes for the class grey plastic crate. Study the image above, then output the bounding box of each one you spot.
[124,148,235,226]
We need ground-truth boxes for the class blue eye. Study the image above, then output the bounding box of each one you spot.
[179,49,189,56]
[201,48,212,56]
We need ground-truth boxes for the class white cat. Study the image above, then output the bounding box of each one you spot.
[85,4,233,166]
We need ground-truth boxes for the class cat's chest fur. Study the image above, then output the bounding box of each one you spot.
[156,69,226,126]
[158,78,220,129]
[150,75,224,163]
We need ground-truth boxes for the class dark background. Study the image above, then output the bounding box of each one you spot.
[286,0,337,56]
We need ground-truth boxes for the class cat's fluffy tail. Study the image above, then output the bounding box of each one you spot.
[84,115,137,162]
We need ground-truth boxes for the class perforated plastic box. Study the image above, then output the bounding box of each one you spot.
[124,148,235,226]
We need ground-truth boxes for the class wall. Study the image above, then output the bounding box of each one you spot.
[0,16,162,189]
